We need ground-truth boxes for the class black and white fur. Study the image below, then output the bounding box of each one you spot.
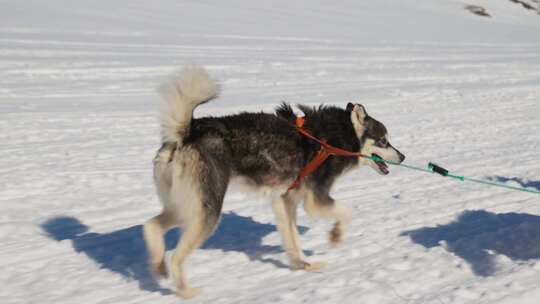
[143,66,405,298]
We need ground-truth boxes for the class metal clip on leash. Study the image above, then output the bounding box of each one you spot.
[428,162,465,181]
[428,163,448,176]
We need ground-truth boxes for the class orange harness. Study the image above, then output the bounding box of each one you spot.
[287,117,367,191]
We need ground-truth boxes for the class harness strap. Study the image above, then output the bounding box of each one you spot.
[288,117,366,191]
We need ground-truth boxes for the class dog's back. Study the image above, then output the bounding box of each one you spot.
[184,113,304,188]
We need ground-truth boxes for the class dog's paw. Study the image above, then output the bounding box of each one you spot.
[329,225,343,245]
[304,261,326,271]
[291,260,326,271]
[152,261,168,279]
[177,287,203,299]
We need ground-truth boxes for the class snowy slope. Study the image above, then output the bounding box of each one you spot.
[1,1,540,303]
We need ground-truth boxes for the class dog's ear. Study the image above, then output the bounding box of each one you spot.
[351,104,367,123]
[346,102,354,112]
[350,104,367,136]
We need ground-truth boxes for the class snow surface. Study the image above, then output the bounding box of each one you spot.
[2,0,540,303]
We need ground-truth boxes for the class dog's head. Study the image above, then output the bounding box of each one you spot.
[347,102,405,175]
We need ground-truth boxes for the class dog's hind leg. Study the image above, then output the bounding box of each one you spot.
[272,192,325,270]
[144,142,178,278]
[170,215,208,299]
[169,149,227,299]
[170,194,224,298]
[303,188,352,245]
[143,211,176,278]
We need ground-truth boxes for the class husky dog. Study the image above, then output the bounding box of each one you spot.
[143,66,405,298]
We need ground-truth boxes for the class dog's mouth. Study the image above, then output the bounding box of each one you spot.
[372,153,389,175]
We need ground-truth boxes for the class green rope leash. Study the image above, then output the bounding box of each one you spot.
[368,155,540,196]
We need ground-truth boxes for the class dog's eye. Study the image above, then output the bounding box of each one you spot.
[379,138,388,146]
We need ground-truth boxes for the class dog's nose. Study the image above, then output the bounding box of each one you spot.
[399,153,405,162]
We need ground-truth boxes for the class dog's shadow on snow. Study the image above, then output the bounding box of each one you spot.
[401,209,540,276]
[489,176,540,191]
[41,212,308,294]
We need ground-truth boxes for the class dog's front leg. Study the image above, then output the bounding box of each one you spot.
[303,190,351,245]
[328,204,351,245]
[272,193,325,270]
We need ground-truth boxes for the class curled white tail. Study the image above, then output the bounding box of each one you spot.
[158,66,220,143]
